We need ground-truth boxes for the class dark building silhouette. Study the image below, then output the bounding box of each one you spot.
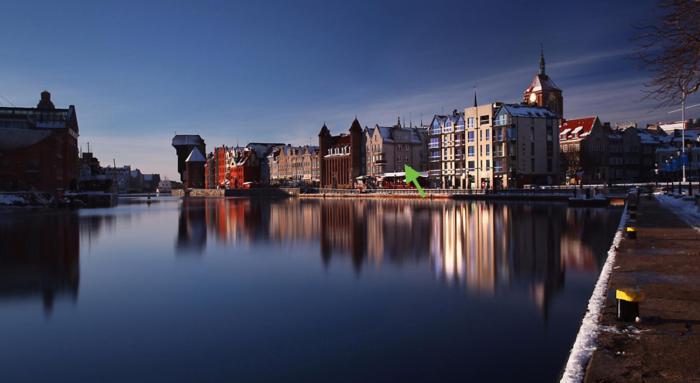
[318,119,364,188]
[184,147,206,188]
[0,91,79,196]
[172,135,205,183]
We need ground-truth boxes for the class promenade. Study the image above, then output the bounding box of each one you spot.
[584,195,700,382]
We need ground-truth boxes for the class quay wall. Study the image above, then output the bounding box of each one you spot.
[171,188,299,198]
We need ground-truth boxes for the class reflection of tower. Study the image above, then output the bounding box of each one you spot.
[508,204,565,319]
[319,200,368,272]
[176,198,207,254]
[0,211,80,315]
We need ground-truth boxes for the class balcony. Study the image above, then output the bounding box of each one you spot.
[428,142,440,149]
[493,150,504,157]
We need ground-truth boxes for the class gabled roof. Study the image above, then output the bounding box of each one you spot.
[524,74,561,94]
[185,147,206,162]
[560,117,598,136]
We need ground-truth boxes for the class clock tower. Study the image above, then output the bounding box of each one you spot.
[523,49,563,117]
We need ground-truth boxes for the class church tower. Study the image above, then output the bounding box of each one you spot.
[523,49,563,117]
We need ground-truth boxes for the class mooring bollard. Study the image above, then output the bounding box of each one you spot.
[616,288,644,322]
[625,226,637,239]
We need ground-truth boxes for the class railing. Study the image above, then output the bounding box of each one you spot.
[428,142,440,149]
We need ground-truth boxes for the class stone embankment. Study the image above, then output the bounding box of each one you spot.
[582,195,700,382]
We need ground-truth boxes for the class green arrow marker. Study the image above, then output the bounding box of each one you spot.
[404,164,426,198]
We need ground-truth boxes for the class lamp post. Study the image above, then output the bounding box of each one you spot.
[681,93,687,183]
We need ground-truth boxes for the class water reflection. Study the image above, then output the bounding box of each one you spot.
[0,211,80,314]
[174,198,618,314]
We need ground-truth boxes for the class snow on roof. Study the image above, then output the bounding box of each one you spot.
[185,147,206,162]
[500,104,557,118]
[524,74,561,93]
[560,117,598,138]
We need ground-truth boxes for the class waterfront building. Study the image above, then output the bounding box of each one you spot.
[229,146,261,188]
[616,125,661,182]
[203,146,230,189]
[318,119,364,188]
[184,147,205,188]
[464,101,498,189]
[492,104,560,187]
[656,128,700,180]
[439,111,466,189]
[560,117,664,184]
[522,50,563,118]
[142,174,161,193]
[103,165,133,193]
[172,134,205,183]
[427,115,445,187]
[0,91,79,196]
[559,116,605,184]
[364,119,427,178]
[268,145,319,185]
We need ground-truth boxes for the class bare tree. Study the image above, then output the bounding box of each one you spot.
[636,0,700,104]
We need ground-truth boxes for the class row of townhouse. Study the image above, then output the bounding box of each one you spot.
[268,145,320,185]
[560,117,700,185]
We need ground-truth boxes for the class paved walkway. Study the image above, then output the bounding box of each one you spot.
[585,196,700,382]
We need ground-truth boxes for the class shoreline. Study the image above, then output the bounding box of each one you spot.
[560,203,628,382]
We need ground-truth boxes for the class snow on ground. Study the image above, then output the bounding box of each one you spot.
[0,194,27,205]
[655,193,700,232]
[560,205,628,383]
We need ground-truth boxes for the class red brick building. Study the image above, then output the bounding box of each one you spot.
[0,91,79,196]
[229,147,261,189]
[318,118,364,188]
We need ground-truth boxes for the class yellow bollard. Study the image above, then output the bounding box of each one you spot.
[616,288,644,322]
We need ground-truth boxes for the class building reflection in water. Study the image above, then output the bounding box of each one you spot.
[174,198,615,313]
[0,211,80,315]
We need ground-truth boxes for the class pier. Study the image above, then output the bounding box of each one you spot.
[581,194,700,382]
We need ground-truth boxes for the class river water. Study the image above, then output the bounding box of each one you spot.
[0,196,621,382]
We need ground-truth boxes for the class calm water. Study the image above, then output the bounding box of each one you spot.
[0,197,621,382]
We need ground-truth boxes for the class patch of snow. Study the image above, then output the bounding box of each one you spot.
[0,194,26,205]
[560,205,628,383]
[655,193,700,233]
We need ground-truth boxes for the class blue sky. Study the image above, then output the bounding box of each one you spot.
[1,0,697,179]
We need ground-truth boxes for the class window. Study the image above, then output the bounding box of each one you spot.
[467,117,474,128]
[486,160,490,170]
[547,159,552,172]
[485,129,490,140]
[486,144,490,155]
[468,161,475,170]
[531,158,535,171]
[467,131,475,142]
[531,142,534,155]
[495,113,508,126]
[468,146,475,157]
[480,115,489,125]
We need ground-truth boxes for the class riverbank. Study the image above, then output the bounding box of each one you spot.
[580,195,700,382]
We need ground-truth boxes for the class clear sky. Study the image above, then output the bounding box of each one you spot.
[1,0,697,180]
